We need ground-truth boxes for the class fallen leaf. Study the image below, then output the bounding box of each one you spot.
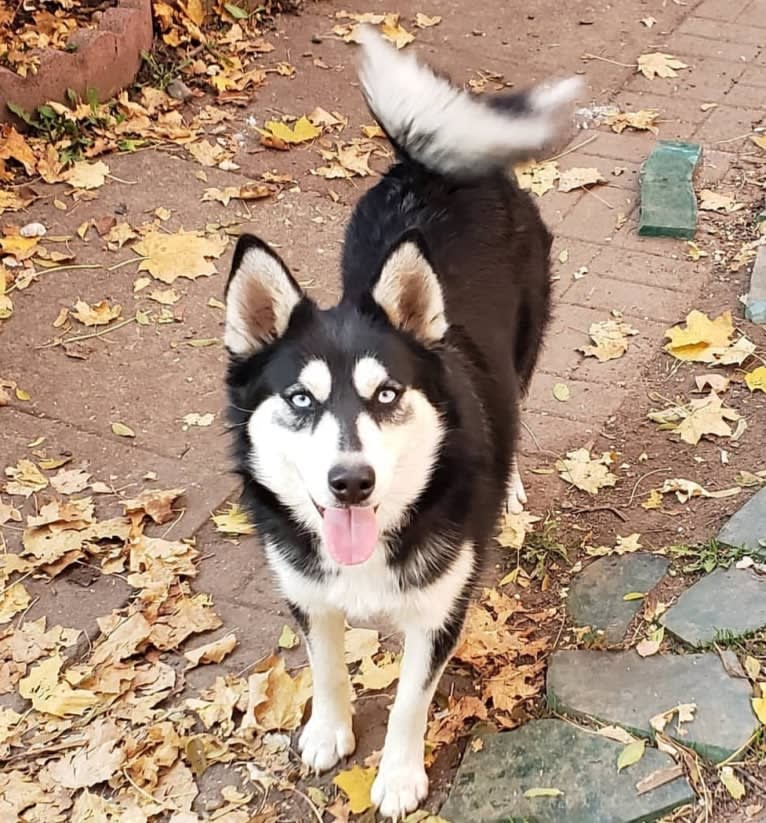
[71,299,122,326]
[604,109,660,134]
[636,637,661,657]
[133,230,228,283]
[720,766,746,800]
[148,288,180,306]
[51,467,91,495]
[598,725,638,745]
[745,366,766,394]
[699,189,742,213]
[695,373,729,393]
[650,703,696,733]
[260,116,321,147]
[4,458,48,496]
[648,391,741,445]
[44,718,125,788]
[278,625,299,649]
[637,52,688,80]
[182,412,215,429]
[524,787,564,798]
[744,656,761,681]
[202,183,274,206]
[123,488,185,524]
[188,139,231,167]
[252,657,312,730]
[750,133,766,151]
[514,159,560,197]
[333,765,376,813]
[635,764,684,795]
[617,739,646,771]
[415,13,442,27]
[18,654,100,717]
[660,477,740,503]
[0,582,31,624]
[558,167,605,192]
[578,318,639,362]
[553,383,570,401]
[686,241,708,261]
[379,14,414,48]
[111,422,135,438]
[185,633,237,667]
[345,627,380,663]
[352,652,400,690]
[63,160,110,190]
[752,685,766,724]
[496,510,540,550]
[664,310,753,365]
[314,140,376,179]
[556,448,618,495]
[211,502,254,536]
[623,592,645,601]
[0,126,37,174]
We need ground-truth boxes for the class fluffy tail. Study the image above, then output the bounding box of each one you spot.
[356,26,583,179]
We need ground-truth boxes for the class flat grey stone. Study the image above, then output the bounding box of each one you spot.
[717,487,766,556]
[661,567,766,646]
[440,718,694,823]
[569,553,669,643]
[745,245,766,324]
[547,650,758,762]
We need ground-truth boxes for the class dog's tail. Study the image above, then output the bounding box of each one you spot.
[356,26,582,180]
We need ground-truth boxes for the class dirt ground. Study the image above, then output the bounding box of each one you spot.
[2,0,766,821]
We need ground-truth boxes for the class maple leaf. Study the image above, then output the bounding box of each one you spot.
[558,167,605,192]
[648,391,741,445]
[496,511,540,550]
[184,633,237,667]
[252,657,312,731]
[637,52,688,80]
[211,502,254,536]
[50,467,91,494]
[315,141,376,179]
[105,221,137,249]
[187,139,231,167]
[71,299,122,326]
[133,229,227,283]
[745,366,766,393]
[44,718,125,788]
[514,159,560,196]
[578,318,639,362]
[698,189,742,212]
[0,582,31,624]
[0,187,36,214]
[352,652,400,691]
[663,310,743,364]
[260,116,321,149]
[123,487,185,524]
[18,654,100,717]
[604,109,659,134]
[333,765,376,814]
[4,458,48,496]
[63,160,110,190]
[344,627,380,663]
[379,13,415,48]
[0,126,37,175]
[556,447,618,495]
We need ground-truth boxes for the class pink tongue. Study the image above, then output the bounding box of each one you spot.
[322,507,379,565]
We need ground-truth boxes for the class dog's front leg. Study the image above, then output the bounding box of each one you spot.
[296,606,356,772]
[372,621,454,820]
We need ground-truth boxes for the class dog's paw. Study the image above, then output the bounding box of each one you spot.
[299,715,356,773]
[506,468,527,514]
[371,763,429,821]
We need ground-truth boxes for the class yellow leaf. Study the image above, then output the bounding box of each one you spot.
[380,14,415,49]
[552,383,570,401]
[664,310,733,362]
[719,766,746,799]
[558,167,605,192]
[699,189,742,213]
[253,657,312,730]
[415,13,442,28]
[745,366,766,394]
[261,116,321,146]
[72,299,122,326]
[352,652,401,690]
[18,654,99,717]
[211,502,254,535]
[753,689,766,725]
[744,656,761,681]
[578,318,639,362]
[333,765,376,813]
[496,511,540,550]
[514,159,560,197]
[133,229,228,284]
[15,387,30,401]
[641,489,663,510]
[111,422,135,437]
[623,591,645,601]
[523,787,564,798]
[637,52,688,80]
[63,160,110,190]
[751,133,766,151]
[345,626,380,663]
[686,241,708,260]
[278,624,300,649]
[0,582,31,624]
[185,633,238,667]
[604,109,659,134]
[617,739,646,771]
[556,448,618,496]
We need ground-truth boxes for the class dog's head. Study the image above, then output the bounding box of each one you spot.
[224,232,449,567]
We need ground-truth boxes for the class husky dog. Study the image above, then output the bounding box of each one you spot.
[224,28,579,820]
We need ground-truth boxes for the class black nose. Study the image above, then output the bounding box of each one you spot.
[328,463,376,505]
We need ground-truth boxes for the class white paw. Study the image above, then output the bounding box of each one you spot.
[371,763,429,821]
[298,715,356,773]
[506,469,527,514]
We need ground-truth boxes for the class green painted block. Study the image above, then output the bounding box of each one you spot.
[638,140,702,239]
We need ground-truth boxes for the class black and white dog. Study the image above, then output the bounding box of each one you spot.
[224,28,579,819]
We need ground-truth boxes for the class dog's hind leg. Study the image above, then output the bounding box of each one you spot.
[506,455,527,514]
[373,601,469,819]
[296,606,356,772]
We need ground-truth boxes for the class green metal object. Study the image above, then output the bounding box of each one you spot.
[638,140,702,239]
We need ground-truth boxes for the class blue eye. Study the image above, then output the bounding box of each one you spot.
[289,392,314,410]
[376,387,400,405]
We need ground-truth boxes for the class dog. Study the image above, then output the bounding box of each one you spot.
[224,28,579,820]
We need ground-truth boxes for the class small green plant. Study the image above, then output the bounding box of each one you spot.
[137,49,188,91]
[668,539,749,574]
[521,515,570,580]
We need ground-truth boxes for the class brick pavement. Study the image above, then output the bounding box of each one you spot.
[1,0,765,786]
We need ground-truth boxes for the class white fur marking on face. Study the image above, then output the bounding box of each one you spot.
[353,357,389,400]
[224,245,301,355]
[299,359,332,403]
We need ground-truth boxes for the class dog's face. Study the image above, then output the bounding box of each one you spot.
[225,234,449,566]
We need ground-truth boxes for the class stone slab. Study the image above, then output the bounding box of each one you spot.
[547,650,758,761]
[717,487,766,556]
[638,141,702,238]
[440,718,694,823]
[661,567,766,646]
[569,553,669,643]
[745,245,766,324]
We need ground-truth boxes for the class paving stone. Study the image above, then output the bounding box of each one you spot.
[440,718,694,823]
[638,141,702,239]
[547,650,758,761]
[568,553,669,643]
[661,567,766,646]
[745,245,766,324]
[717,487,766,555]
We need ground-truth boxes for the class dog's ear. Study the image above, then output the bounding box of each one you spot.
[371,232,448,344]
[224,234,304,355]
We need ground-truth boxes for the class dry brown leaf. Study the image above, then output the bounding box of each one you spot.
[604,109,660,134]
[558,167,605,192]
[184,633,237,667]
[133,229,227,283]
[50,467,91,495]
[578,318,639,362]
[71,299,122,326]
[202,182,274,206]
[637,52,688,80]
[123,487,185,525]
[556,448,619,495]
[698,189,743,213]
[44,718,125,788]
[514,159,560,196]
[63,160,110,190]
